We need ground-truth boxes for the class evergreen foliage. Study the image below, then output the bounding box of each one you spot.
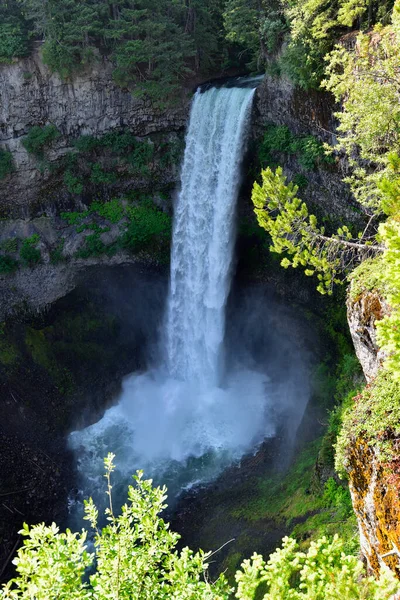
[3,0,229,102]
[253,2,400,374]
[252,167,379,294]
[0,255,19,274]
[258,125,332,171]
[0,0,28,63]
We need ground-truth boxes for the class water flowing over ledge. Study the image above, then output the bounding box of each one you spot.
[69,79,285,500]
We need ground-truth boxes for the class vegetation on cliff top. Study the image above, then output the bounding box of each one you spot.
[0,0,395,100]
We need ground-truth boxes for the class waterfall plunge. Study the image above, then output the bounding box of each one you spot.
[70,82,275,496]
[166,86,255,386]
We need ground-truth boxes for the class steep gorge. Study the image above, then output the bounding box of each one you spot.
[1,48,399,589]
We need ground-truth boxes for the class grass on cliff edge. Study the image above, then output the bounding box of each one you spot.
[230,439,357,552]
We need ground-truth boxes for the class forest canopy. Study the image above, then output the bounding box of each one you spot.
[0,0,395,100]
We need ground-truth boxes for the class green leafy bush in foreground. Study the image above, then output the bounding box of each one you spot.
[1,454,398,600]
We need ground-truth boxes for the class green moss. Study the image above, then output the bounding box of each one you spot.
[336,370,400,476]
[25,327,74,395]
[0,332,19,366]
[231,440,323,523]
[348,255,387,300]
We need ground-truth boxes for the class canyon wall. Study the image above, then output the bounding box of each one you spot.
[0,48,189,218]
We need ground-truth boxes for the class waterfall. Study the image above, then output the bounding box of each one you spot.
[69,79,277,499]
[165,86,255,386]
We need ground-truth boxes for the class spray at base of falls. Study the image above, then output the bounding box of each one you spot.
[69,81,287,499]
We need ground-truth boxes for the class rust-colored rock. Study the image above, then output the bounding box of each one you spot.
[348,437,400,578]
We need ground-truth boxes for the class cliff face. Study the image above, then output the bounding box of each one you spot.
[0,49,189,218]
[348,438,400,579]
[253,75,358,222]
[347,290,389,382]
[0,56,359,320]
[345,287,400,580]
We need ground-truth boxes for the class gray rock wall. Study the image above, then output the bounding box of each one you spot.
[0,49,190,217]
[253,74,359,223]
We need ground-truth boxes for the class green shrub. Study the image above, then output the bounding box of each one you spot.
[0,238,18,254]
[61,210,89,226]
[0,149,14,180]
[19,234,41,266]
[1,455,398,600]
[90,163,117,185]
[0,255,18,274]
[73,135,101,154]
[22,125,60,159]
[76,233,116,259]
[322,477,353,519]
[64,170,84,195]
[90,199,124,224]
[0,19,27,63]
[258,125,331,172]
[122,202,171,253]
[49,240,65,265]
[292,173,308,189]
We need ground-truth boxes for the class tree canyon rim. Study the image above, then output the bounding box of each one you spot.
[69,78,311,507]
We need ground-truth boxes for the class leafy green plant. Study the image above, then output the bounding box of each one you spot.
[1,455,398,600]
[0,255,18,274]
[236,535,398,599]
[19,234,41,266]
[0,9,27,64]
[89,163,117,185]
[252,167,378,294]
[64,170,84,195]
[0,238,18,254]
[61,210,89,226]
[122,202,171,253]
[90,199,124,224]
[76,233,108,259]
[0,149,14,180]
[258,125,331,172]
[22,125,60,159]
[49,240,65,265]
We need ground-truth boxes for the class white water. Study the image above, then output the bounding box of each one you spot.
[165,86,255,386]
[69,82,276,497]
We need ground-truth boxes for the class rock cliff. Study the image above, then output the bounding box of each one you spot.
[348,437,400,579]
[347,289,389,382]
[0,48,189,218]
